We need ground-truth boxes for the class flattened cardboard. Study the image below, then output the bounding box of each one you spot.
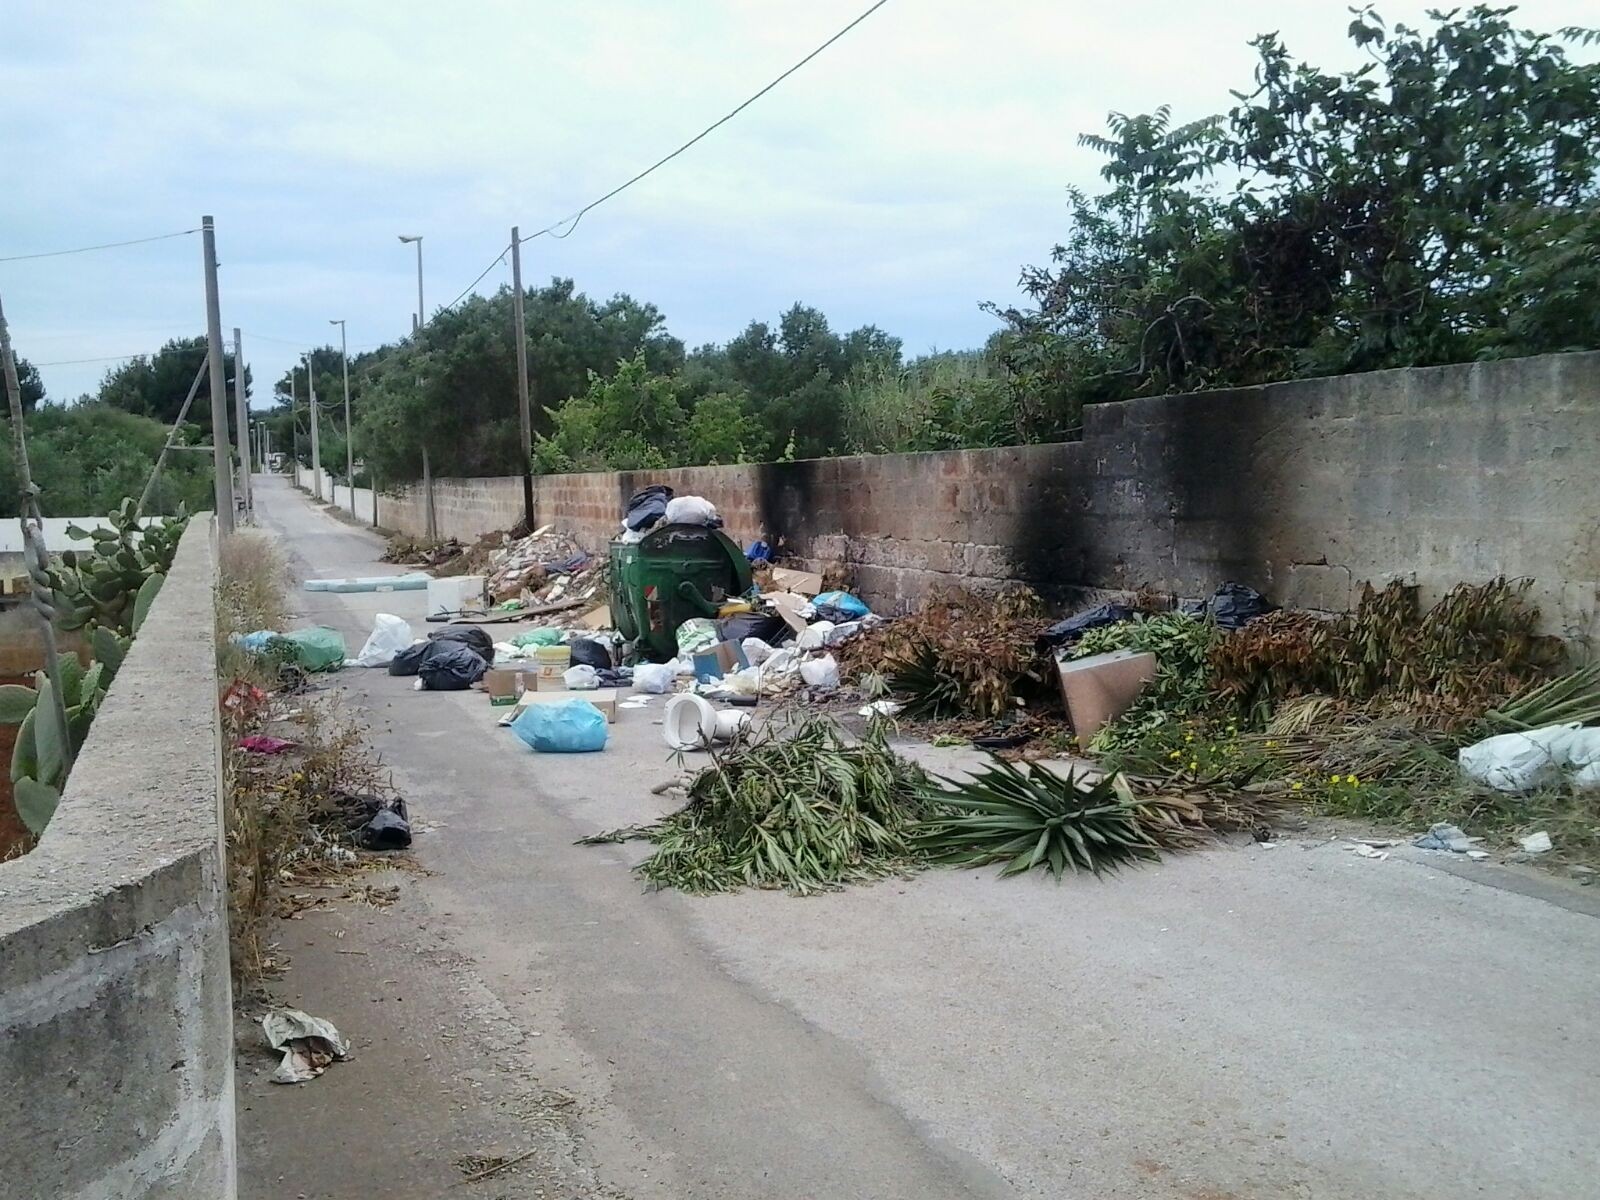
[771,567,821,595]
[576,604,612,630]
[1057,650,1157,748]
[498,687,619,725]
[766,592,812,635]
[691,640,750,682]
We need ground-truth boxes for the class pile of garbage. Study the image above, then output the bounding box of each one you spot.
[477,525,599,608]
[383,534,465,569]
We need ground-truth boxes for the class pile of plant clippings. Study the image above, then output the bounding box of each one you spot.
[582,717,931,894]
[1209,578,1560,729]
[382,534,464,569]
[837,587,1057,719]
[1071,612,1220,752]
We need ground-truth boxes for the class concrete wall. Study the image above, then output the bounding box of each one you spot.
[0,519,236,1199]
[378,352,1600,637]
[291,465,378,527]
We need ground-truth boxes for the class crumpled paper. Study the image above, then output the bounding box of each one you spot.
[262,1008,351,1084]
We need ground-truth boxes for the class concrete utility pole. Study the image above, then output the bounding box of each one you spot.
[330,318,354,516]
[288,363,299,479]
[400,233,436,541]
[306,352,322,500]
[200,216,235,533]
[232,327,251,518]
[510,226,535,531]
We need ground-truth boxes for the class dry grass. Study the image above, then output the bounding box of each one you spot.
[216,529,291,692]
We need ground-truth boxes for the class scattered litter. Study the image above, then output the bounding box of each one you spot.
[741,637,775,666]
[859,700,904,718]
[1519,830,1553,855]
[1038,602,1135,649]
[811,590,871,620]
[1349,842,1390,860]
[1206,581,1276,630]
[799,654,840,690]
[633,662,675,694]
[745,540,772,564]
[359,803,412,850]
[796,621,835,650]
[1413,823,1483,853]
[564,664,600,690]
[238,735,296,755]
[676,619,720,657]
[663,693,720,750]
[416,643,490,690]
[262,1009,351,1084]
[279,626,347,673]
[352,613,413,667]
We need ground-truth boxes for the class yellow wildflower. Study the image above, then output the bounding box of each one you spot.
[1169,750,1182,760]
[1188,760,1198,772]
[1265,740,1278,749]
[1347,774,1359,786]
[1291,781,1304,792]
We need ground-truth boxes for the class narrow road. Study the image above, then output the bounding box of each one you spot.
[240,475,1600,1200]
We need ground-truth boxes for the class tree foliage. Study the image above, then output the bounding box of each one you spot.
[95,336,250,437]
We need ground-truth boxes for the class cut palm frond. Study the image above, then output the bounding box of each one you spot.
[914,759,1159,879]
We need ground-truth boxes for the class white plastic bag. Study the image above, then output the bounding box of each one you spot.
[634,662,675,694]
[824,621,861,646]
[725,666,763,696]
[353,613,413,667]
[796,621,835,650]
[741,637,775,666]
[1458,723,1582,792]
[663,495,718,526]
[800,654,840,689]
[563,664,600,690]
[758,648,800,680]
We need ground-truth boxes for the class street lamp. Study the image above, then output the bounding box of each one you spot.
[398,235,424,332]
[329,318,354,516]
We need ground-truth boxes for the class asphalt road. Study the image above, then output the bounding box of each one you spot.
[239,475,1600,1200]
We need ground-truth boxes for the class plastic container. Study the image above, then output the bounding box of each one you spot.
[609,525,753,662]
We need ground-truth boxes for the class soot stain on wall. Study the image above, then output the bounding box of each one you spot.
[754,459,823,554]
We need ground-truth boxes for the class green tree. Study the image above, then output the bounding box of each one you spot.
[5,355,45,414]
[533,354,686,473]
[96,337,251,438]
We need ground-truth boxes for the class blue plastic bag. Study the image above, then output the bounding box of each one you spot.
[510,699,608,753]
[812,591,870,619]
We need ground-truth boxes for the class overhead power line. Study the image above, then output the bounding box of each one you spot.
[0,227,201,264]
[522,0,892,245]
[442,245,511,314]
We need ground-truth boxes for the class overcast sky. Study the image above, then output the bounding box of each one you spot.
[2,0,1591,407]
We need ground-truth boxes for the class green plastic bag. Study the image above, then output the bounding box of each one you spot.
[675,618,719,657]
[510,628,563,648]
[280,626,347,672]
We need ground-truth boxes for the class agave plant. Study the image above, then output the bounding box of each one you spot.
[886,643,964,719]
[914,758,1159,879]
[0,627,128,835]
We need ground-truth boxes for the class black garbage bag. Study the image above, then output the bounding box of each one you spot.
[624,484,674,532]
[568,637,613,670]
[417,642,489,690]
[359,798,412,850]
[716,610,788,645]
[1038,602,1134,649]
[596,666,633,689]
[428,624,495,664]
[1209,582,1275,630]
[387,641,432,676]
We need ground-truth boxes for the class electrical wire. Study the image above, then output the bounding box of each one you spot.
[30,352,156,367]
[440,244,511,313]
[0,227,201,264]
[520,0,891,246]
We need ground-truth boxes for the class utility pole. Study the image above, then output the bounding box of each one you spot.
[232,327,251,519]
[201,216,235,533]
[330,318,354,516]
[306,352,322,500]
[400,234,436,541]
[510,226,535,531]
[288,363,299,482]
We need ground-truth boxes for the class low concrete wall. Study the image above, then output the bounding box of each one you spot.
[291,465,377,526]
[0,519,235,1198]
[378,352,1600,638]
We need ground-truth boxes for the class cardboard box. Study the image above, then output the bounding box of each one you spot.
[576,604,612,630]
[427,575,486,618]
[1056,650,1157,747]
[498,687,619,725]
[691,640,749,682]
[766,592,812,635]
[484,665,539,705]
[771,567,821,595]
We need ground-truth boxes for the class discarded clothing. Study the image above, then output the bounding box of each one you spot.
[624,485,673,532]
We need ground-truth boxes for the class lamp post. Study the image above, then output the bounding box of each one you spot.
[398,235,424,330]
[329,318,354,516]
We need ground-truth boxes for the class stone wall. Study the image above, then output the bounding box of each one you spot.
[0,519,235,1198]
[380,351,1600,638]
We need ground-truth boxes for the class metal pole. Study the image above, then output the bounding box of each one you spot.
[201,216,235,533]
[510,227,535,531]
[414,238,425,328]
[136,359,208,518]
[288,363,299,480]
[335,320,354,515]
[232,326,251,518]
[306,353,322,500]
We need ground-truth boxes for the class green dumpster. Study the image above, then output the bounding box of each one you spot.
[609,524,753,661]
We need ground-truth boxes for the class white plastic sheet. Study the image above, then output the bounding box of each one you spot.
[1457,723,1591,792]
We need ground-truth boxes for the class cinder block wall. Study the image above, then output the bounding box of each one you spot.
[379,351,1600,638]
[0,520,236,1198]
